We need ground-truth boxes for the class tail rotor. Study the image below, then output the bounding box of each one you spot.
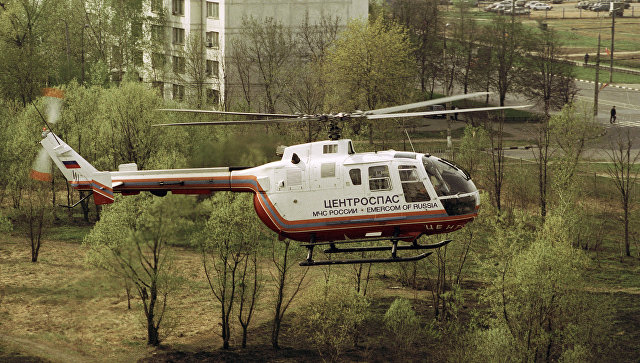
[30,88,64,182]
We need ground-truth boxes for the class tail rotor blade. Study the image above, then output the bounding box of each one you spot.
[42,88,64,125]
[30,149,52,182]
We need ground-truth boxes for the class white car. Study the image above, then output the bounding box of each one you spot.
[531,2,552,9]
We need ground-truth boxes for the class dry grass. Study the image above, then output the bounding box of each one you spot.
[0,235,261,362]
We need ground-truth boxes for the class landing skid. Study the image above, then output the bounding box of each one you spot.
[299,236,452,267]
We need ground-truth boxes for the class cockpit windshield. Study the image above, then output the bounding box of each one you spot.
[422,155,478,216]
[422,156,476,197]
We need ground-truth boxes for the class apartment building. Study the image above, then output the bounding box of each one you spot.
[143,0,368,105]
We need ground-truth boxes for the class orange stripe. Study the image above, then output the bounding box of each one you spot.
[30,169,52,182]
[42,88,64,99]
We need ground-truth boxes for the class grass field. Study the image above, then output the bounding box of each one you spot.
[571,65,640,84]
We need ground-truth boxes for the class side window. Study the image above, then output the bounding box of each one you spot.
[369,166,391,191]
[323,144,338,154]
[399,165,430,202]
[349,169,361,185]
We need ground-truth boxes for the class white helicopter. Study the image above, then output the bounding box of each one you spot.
[34,91,527,266]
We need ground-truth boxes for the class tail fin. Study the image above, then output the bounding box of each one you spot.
[40,132,114,205]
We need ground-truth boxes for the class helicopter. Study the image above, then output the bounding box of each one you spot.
[34,91,528,266]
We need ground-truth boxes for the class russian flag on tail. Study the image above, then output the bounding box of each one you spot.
[62,160,81,169]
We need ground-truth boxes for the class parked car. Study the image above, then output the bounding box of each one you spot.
[425,105,446,119]
[531,2,552,9]
[609,7,624,16]
[524,1,540,7]
[484,3,500,11]
[505,6,532,14]
[575,1,591,8]
[590,2,609,11]
[493,3,508,12]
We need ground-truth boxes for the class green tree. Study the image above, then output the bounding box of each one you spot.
[606,129,640,258]
[270,238,308,349]
[20,180,52,262]
[0,0,62,104]
[97,82,187,170]
[84,194,188,346]
[458,125,490,178]
[194,193,266,349]
[389,0,441,95]
[520,27,578,220]
[384,297,422,356]
[323,17,414,144]
[450,1,481,95]
[181,31,213,107]
[473,213,612,361]
[296,280,369,360]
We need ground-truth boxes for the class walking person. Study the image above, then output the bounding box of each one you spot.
[610,105,617,124]
[584,53,589,65]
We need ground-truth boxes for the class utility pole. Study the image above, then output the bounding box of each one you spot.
[610,3,616,83]
[443,22,452,153]
[594,33,601,116]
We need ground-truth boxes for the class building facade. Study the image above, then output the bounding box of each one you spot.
[143,0,368,106]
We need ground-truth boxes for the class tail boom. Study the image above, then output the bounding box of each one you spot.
[40,132,256,205]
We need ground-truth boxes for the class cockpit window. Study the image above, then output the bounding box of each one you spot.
[422,156,476,196]
[398,165,430,202]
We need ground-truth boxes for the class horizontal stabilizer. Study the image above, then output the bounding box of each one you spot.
[91,172,114,205]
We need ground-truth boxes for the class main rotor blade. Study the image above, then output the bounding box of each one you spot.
[366,92,491,115]
[153,117,315,127]
[366,105,532,120]
[158,108,300,118]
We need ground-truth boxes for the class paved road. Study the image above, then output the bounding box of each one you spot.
[574,79,640,127]
[491,79,640,161]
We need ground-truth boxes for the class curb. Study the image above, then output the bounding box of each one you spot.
[575,78,640,92]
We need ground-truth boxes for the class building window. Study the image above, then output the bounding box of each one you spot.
[206,89,219,104]
[151,0,162,13]
[369,166,391,191]
[172,27,185,44]
[152,25,165,43]
[152,53,165,69]
[206,31,219,48]
[152,81,164,96]
[131,22,143,39]
[133,50,143,67]
[173,84,184,100]
[206,1,219,19]
[111,45,122,66]
[171,0,184,15]
[172,56,185,74]
[205,60,219,77]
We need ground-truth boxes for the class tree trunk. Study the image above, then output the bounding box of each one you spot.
[271,242,289,349]
[624,199,630,256]
[147,284,160,346]
[241,324,248,348]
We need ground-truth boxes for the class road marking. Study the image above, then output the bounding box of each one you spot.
[605,118,640,128]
